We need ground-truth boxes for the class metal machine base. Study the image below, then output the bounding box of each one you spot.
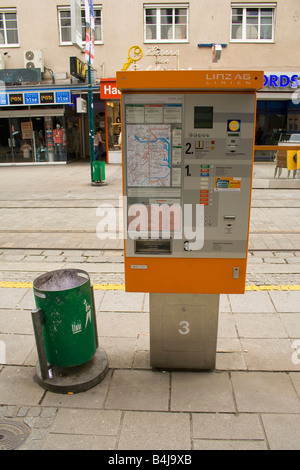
[34,348,109,394]
[150,293,219,370]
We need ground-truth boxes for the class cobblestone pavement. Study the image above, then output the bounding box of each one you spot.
[0,248,300,286]
[0,405,57,449]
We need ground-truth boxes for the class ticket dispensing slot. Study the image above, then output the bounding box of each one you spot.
[224,215,236,224]
[135,239,172,254]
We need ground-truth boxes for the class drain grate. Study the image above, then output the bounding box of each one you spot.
[0,420,30,450]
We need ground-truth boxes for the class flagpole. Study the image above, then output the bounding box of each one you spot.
[85,0,95,184]
[88,59,95,183]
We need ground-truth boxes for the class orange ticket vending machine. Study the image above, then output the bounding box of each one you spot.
[117,70,264,369]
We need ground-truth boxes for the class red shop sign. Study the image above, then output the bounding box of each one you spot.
[100,79,121,99]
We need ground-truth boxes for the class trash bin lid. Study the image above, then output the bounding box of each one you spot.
[33,269,90,292]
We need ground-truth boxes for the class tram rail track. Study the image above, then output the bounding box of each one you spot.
[1,195,300,252]
[1,246,300,253]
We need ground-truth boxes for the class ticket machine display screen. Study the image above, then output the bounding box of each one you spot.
[122,92,256,260]
[194,106,213,129]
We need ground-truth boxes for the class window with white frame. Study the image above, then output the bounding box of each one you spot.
[144,4,188,42]
[58,6,103,45]
[231,3,276,42]
[0,8,19,46]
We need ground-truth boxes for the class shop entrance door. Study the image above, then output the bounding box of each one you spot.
[0,118,35,163]
[0,118,13,163]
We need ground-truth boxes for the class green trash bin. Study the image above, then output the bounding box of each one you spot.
[33,269,98,368]
[92,161,105,182]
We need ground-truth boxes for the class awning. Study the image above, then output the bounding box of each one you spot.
[257,92,296,100]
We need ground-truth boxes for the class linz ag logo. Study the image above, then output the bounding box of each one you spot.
[206,73,252,82]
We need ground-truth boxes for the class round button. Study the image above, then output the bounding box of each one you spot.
[228,120,240,131]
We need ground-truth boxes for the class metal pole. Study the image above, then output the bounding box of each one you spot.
[91,285,99,348]
[88,62,95,183]
[31,309,49,381]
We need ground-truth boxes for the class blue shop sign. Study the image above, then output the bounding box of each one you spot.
[0,94,8,105]
[24,92,39,105]
[0,89,72,106]
[264,73,299,89]
[55,91,71,103]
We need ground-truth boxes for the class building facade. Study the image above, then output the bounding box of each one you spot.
[0,0,299,165]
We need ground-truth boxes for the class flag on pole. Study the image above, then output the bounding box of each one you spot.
[90,0,95,65]
[84,0,90,63]
[85,0,94,65]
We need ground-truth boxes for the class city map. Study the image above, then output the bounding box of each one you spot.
[126,124,171,187]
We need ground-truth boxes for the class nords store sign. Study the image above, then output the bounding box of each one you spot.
[264,73,299,89]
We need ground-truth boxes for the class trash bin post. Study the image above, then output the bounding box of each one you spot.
[31,308,49,381]
[91,285,99,348]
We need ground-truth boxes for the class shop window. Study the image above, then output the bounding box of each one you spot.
[0,112,82,164]
[0,9,19,46]
[45,114,82,162]
[58,5,103,45]
[231,3,276,42]
[144,4,189,42]
[106,101,121,151]
[256,99,288,145]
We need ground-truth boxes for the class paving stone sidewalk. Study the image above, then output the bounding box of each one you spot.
[0,163,300,451]
[0,285,300,450]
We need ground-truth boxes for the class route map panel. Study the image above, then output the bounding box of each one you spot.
[123,94,183,193]
[127,124,171,187]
